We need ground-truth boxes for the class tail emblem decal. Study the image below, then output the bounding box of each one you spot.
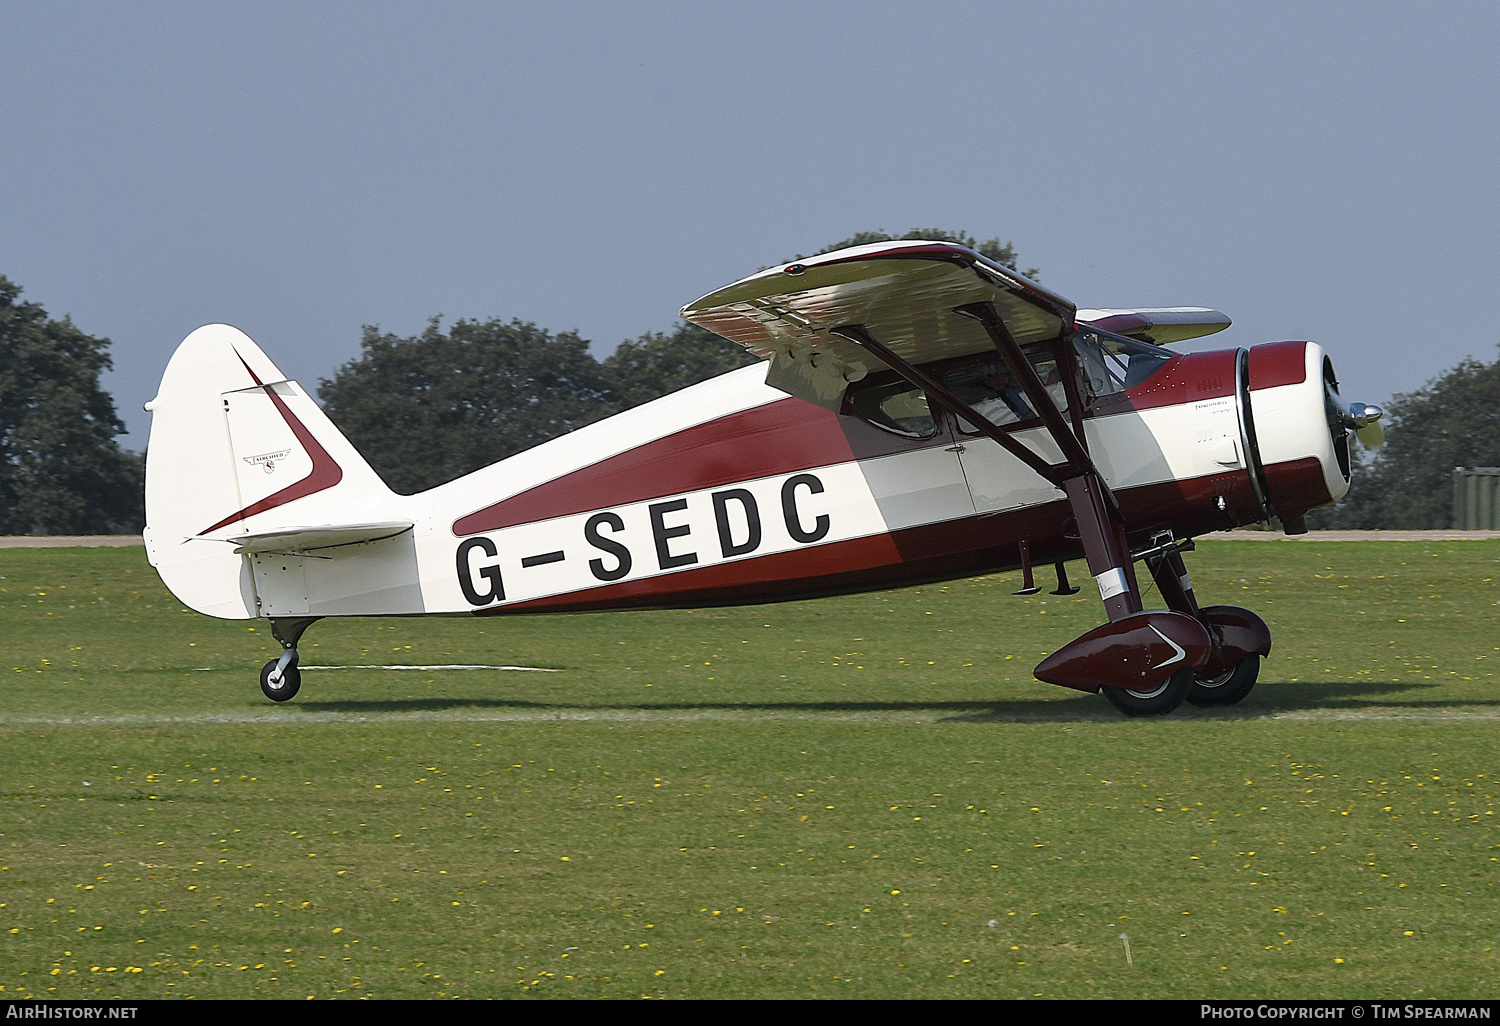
[244,449,293,474]
[199,355,344,535]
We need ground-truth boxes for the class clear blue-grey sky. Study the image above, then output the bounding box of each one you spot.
[4,2,1497,448]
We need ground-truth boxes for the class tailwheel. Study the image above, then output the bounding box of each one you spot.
[259,656,301,702]
[1186,653,1260,707]
[258,617,317,703]
[1101,667,1193,717]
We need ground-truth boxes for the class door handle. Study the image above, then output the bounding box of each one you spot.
[945,444,966,453]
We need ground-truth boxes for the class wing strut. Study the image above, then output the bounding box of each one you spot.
[952,303,1107,500]
[955,301,1147,621]
[832,305,1144,622]
[829,324,1067,486]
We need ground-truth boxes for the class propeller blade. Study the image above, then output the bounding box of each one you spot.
[1347,402,1383,448]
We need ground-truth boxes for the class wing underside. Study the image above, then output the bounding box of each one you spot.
[681,241,1076,409]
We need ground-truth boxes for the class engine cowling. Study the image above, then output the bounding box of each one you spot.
[1242,340,1356,532]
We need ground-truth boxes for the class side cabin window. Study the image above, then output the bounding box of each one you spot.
[1073,330,1172,397]
[847,379,939,438]
[945,345,1069,435]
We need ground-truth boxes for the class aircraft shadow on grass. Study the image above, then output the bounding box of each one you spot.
[289,678,1499,722]
[949,680,1500,722]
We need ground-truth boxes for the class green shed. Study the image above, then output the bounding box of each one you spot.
[1452,467,1500,529]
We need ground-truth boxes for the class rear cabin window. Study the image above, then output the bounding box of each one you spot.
[848,380,939,438]
[1073,331,1172,396]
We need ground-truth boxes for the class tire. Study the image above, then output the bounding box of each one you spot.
[1186,653,1260,707]
[259,659,301,702]
[1101,667,1193,716]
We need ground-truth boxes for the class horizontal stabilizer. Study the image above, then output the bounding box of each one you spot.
[226,522,414,554]
[1075,308,1231,344]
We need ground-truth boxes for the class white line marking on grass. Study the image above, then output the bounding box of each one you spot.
[1267,708,1500,723]
[299,664,558,672]
[0,709,945,726]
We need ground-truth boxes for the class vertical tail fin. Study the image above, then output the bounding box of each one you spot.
[144,324,395,618]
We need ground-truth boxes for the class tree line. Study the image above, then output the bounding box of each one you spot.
[7,229,1493,533]
[0,276,143,534]
[1306,356,1500,529]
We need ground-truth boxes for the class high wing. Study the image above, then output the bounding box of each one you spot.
[1075,307,1230,345]
[680,240,1075,410]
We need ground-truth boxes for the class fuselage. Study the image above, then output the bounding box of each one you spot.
[261,336,1345,619]
[144,321,1349,626]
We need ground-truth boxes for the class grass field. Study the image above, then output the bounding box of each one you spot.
[0,540,1496,999]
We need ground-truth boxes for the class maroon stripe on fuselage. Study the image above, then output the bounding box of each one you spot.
[470,465,1266,616]
[452,397,853,536]
[1247,341,1308,390]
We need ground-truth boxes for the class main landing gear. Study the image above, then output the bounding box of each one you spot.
[1034,542,1271,716]
[1022,509,1273,716]
[258,617,319,703]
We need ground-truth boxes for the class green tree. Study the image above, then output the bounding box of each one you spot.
[1308,352,1500,529]
[600,321,758,414]
[0,276,143,534]
[804,228,1040,279]
[318,317,613,494]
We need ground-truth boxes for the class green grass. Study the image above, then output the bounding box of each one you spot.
[0,541,1496,998]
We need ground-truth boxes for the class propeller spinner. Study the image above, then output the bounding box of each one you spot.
[1325,375,1384,449]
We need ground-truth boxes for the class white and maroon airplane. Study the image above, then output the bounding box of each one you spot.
[143,241,1382,715]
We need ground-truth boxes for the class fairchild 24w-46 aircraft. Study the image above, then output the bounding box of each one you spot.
[143,240,1384,715]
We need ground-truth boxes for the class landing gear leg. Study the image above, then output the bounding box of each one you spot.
[259,617,320,703]
[1145,544,1201,618]
[1145,547,1269,707]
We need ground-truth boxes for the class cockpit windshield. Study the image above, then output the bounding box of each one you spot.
[1072,330,1173,397]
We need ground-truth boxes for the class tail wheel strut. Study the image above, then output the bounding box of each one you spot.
[259,616,320,703]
